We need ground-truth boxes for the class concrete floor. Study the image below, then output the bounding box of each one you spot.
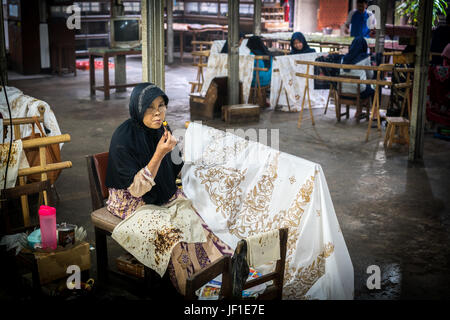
[5,56,450,300]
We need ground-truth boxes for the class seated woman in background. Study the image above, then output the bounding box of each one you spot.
[246,36,273,88]
[105,83,233,295]
[290,32,316,55]
[340,36,374,119]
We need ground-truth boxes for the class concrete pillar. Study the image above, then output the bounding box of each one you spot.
[293,0,319,33]
[142,0,165,89]
[167,0,174,64]
[253,0,261,36]
[374,0,387,54]
[408,0,433,162]
[228,0,240,105]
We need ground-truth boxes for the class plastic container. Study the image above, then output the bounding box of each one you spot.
[39,205,57,250]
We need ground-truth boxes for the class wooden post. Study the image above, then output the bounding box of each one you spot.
[167,0,174,64]
[228,0,240,105]
[409,0,433,162]
[142,0,165,89]
[254,0,262,36]
[0,0,7,85]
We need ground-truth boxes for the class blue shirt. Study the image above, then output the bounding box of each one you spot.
[350,10,371,38]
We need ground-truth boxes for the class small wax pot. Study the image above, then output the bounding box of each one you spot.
[57,223,76,247]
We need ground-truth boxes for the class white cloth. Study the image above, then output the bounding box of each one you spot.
[340,56,374,94]
[201,53,255,104]
[0,86,62,148]
[181,123,354,300]
[111,199,207,277]
[0,139,30,189]
[246,229,280,268]
[270,52,329,111]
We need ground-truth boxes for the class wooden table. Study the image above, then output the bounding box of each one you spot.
[88,47,142,100]
[169,23,227,63]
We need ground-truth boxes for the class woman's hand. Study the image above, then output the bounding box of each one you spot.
[155,130,177,158]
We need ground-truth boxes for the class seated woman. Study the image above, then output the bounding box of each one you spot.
[105,83,233,295]
[290,32,316,55]
[340,36,374,118]
[246,36,273,88]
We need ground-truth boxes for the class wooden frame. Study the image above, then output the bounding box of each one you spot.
[250,55,270,108]
[185,255,232,300]
[295,60,394,141]
[189,41,213,93]
[3,107,72,227]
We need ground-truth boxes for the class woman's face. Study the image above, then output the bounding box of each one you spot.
[142,96,167,129]
[293,39,303,51]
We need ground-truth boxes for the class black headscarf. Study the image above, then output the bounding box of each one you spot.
[246,36,272,69]
[342,37,369,72]
[290,32,316,55]
[105,83,183,205]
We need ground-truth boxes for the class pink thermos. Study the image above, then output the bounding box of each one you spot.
[39,205,57,250]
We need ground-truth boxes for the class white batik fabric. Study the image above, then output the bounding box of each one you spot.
[201,53,255,104]
[112,198,207,277]
[270,52,329,111]
[0,139,30,189]
[0,86,62,148]
[181,123,354,300]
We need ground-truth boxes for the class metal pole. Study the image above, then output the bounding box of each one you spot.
[408,0,433,162]
[254,0,261,36]
[142,0,165,89]
[167,0,174,64]
[228,0,240,105]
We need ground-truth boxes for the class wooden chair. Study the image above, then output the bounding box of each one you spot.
[87,152,164,289]
[185,255,232,300]
[189,76,244,120]
[336,75,372,123]
[234,228,288,300]
[384,68,413,148]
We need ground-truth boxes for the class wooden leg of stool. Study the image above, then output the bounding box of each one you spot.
[384,123,391,146]
[388,124,395,148]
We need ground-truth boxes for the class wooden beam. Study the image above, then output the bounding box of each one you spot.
[295,73,392,86]
[295,60,394,71]
[409,0,433,162]
[228,0,240,105]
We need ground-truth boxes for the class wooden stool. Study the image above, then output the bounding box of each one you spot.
[222,104,260,124]
[384,117,410,148]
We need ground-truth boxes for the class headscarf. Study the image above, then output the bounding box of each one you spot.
[246,36,272,69]
[290,32,316,54]
[342,36,369,72]
[105,83,183,205]
[220,32,245,54]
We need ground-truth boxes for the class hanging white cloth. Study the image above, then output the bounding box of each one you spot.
[0,139,30,189]
[181,122,354,300]
[270,52,329,111]
[0,86,62,148]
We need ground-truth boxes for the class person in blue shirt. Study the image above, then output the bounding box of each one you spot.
[344,0,376,38]
[290,32,316,55]
[246,36,273,88]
